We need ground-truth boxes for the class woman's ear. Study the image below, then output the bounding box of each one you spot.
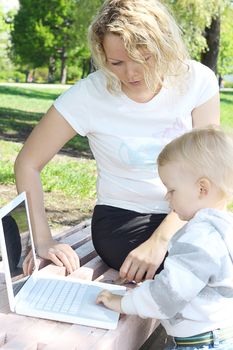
[198,178,211,198]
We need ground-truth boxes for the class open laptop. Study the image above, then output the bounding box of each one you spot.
[0,192,126,329]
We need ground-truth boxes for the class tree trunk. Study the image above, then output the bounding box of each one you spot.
[60,47,67,84]
[48,56,56,83]
[201,15,221,74]
[25,70,29,83]
[81,58,95,79]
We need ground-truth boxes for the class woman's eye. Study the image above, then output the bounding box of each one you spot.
[110,61,122,66]
[144,55,151,61]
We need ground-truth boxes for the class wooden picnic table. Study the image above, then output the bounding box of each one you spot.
[0,220,160,350]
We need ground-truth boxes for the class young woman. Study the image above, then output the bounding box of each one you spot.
[15,0,220,282]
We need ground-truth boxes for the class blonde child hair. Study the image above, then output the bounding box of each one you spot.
[157,127,233,200]
[88,0,189,93]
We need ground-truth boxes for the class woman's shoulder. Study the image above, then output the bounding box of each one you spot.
[55,70,107,102]
[187,59,217,80]
[77,69,106,88]
[66,70,108,98]
[183,59,219,100]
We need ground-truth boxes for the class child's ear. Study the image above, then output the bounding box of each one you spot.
[198,178,210,198]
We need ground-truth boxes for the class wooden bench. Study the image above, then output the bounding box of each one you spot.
[0,220,161,350]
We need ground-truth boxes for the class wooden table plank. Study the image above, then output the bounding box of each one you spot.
[0,316,70,350]
[42,324,107,350]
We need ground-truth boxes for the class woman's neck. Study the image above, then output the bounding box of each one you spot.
[122,84,161,103]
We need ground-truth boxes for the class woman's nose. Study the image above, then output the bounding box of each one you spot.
[125,62,141,80]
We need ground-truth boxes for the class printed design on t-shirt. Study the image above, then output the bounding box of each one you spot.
[118,137,161,169]
[152,118,189,143]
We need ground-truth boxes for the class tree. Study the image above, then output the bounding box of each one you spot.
[200,1,232,74]
[0,5,8,69]
[201,15,221,73]
[218,4,233,77]
[0,6,16,81]
[11,0,54,81]
[165,0,220,59]
[166,0,233,75]
[67,0,103,79]
[165,0,232,76]
[11,0,103,83]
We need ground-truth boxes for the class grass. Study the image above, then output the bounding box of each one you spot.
[0,139,97,198]
[0,83,97,204]
[220,90,233,129]
[0,84,91,156]
[0,84,233,227]
[11,206,29,234]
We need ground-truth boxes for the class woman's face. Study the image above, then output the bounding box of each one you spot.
[102,33,155,97]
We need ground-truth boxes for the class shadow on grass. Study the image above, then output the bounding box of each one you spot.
[220,90,233,105]
[0,86,61,101]
[0,107,42,141]
[0,107,93,159]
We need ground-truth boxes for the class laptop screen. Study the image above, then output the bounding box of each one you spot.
[0,196,34,296]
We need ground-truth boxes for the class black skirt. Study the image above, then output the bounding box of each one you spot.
[91,204,167,273]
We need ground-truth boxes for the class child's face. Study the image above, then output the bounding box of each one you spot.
[158,161,202,221]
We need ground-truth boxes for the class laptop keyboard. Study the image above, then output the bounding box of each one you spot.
[28,278,88,315]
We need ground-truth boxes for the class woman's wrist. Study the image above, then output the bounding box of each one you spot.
[150,211,185,244]
[149,231,170,250]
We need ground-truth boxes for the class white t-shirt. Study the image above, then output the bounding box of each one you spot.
[54,60,218,214]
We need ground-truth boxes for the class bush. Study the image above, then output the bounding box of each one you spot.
[0,69,25,83]
[224,81,233,88]
[34,67,49,83]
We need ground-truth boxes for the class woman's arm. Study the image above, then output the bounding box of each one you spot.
[119,92,221,283]
[15,106,80,273]
[192,92,220,128]
[119,211,185,282]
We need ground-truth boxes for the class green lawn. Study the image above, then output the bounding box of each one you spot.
[0,84,90,155]
[0,139,96,198]
[0,84,233,221]
[220,90,233,128]
[0,84,96,225]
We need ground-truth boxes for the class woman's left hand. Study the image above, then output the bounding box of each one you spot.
[119,236,168,283]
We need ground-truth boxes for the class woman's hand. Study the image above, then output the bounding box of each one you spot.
[23,249,36,275]
[23,241,80,275]
[119,236,168,283]
[38,241,80,274]
[120,211,186,283]
[96,290,123,313]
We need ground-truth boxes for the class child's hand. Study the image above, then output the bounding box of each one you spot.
[96,289,123,313]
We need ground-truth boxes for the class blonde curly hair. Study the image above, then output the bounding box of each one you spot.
[88,0,189,93]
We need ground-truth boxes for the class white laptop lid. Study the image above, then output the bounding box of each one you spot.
[0,192,39,311]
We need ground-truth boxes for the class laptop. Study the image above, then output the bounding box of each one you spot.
[0,192,126,329]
